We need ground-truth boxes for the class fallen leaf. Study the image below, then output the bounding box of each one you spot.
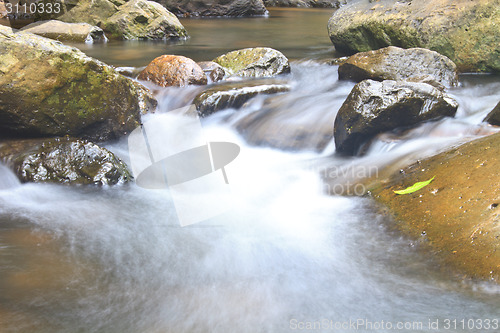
[394,176,435,195]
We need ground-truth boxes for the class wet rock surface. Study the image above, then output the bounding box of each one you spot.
[20,20,106,43]
[334,80,458,155]
[327,0,500,73]
[102,0,188,39]
[369,132,500,282]
[0,137,132,185]
[483,101,500,126]
[153,0,268,17]
[138,55,207,87]
[213,47,291,78]
[197,61,227,83]
[194,79,290,117]
[338,46,458,87]
[0,26,156,141]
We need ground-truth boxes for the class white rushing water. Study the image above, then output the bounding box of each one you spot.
[0,63,499,332]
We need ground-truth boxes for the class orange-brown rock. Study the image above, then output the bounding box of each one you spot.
[138,55,207,87]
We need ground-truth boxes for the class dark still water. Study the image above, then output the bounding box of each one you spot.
[72,8,337,66]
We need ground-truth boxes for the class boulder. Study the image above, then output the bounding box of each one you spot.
[327,0,500,73]
[483,101,500,126]
[102,0,187,39]
[334,79,458,155]
[0,25,156,141]
[0,137,132,185]
[213,47,291,78]
[338,46,458,87]
[197,61,227,83]
[153,0,268,17]
[20,20,106,43]
[193,79,290,117]
[55,0,119,26]
[369,132,500,282]
[137,55,207,87]
[263,0,345,8]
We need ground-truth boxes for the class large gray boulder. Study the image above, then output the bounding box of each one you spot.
[153,0,268,17]
[20,20,106,43]
[0,137,132,185]
[194,79,290,117]
[338,46,458,88]
[213,47,291,78]
[327,0,500,73]
[334,79,459,155]
[102,0,187,39]
[0,25,156,141]
[38,0,187,40]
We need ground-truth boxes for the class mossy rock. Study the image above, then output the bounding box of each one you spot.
[193,79,290,116]
[0,25,156,141]
[102,0,187,40]
[213,47,291,78]
[327,0,500,73]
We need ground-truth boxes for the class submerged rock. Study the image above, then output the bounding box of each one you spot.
[197,61,227,83]
[0,26,156,141]
[194,80,290,117]
[334,80,458,155]
[102,0,187,39]
[338,46,458,87]
[20,20,106,43]
[213,47,291,78]
[483,101,500,126]
[233,94,335,152]
[138,55,207,87]
[369,132,500,282]
[327,0,500,73]
[153,0,268,17]
[0,137,132,185]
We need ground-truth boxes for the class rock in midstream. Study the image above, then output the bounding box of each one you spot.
[213,47,291,78]
[194,79,290,117]
[138,55,207,87]
[334,79,459,155]
[338,46,458,88]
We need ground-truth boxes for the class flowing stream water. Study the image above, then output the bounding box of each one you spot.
[1,8,500,333]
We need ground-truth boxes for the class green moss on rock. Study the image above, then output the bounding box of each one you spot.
[0,25,156,141]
